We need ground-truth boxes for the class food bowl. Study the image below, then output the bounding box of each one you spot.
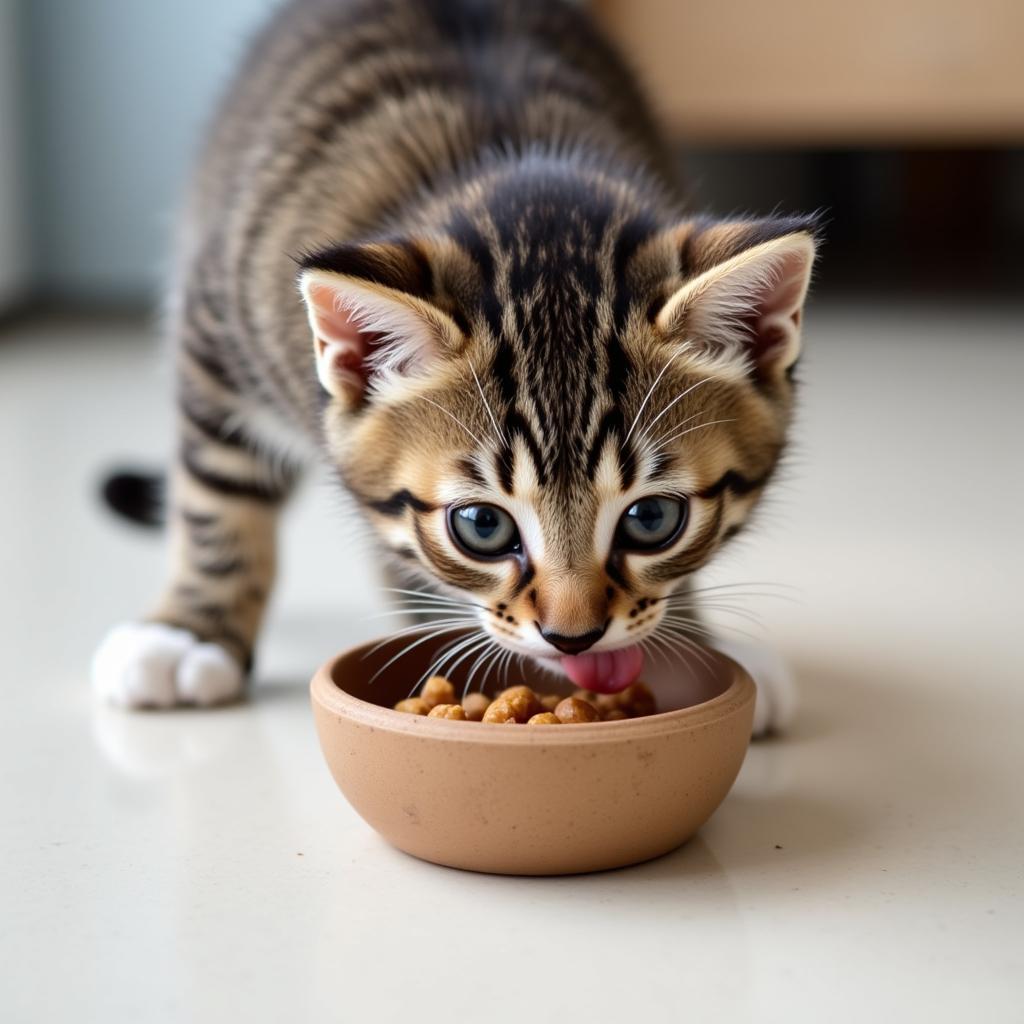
[310,632,755,875]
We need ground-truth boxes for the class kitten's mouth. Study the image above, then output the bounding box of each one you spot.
[558,645,645,695]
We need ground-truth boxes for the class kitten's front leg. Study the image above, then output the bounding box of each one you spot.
[93,397,296,708]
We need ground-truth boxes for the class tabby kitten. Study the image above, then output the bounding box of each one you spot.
[92,0,817,732]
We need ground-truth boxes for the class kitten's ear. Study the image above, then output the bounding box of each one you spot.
[298,238,465,408]
[656,218,818,384]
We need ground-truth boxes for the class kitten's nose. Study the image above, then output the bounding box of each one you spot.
[539,626,606,655]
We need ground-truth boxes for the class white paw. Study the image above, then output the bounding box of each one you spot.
[91,622,245,709]
[712,638,797,737]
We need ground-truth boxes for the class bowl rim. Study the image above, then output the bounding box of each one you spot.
[310,638,756,747]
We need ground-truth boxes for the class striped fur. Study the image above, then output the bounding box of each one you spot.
[141,0,817,680]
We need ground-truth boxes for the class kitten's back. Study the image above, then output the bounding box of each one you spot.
[176,0,674,431]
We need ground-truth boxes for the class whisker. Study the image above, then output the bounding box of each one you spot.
[635,376,715,445]
[463,639,502,696]
[665,599,769,627]
[650,417,737,453]
[677,584,800,604]
[640,631,672,668]
[664,595,768,622]
[408,631,483,697]
[369,624,475,682]
[470,360,506,447]
[624,352,680,443]
[361,618,475,655]
[499,648,517,690]
[655,613,720,638]
[684,580,799,593]
[648,622,716,672]
[364,606,479,623]
[417,395,494,451]
[660,615,760,645]
[380,587,485,608]
[430,636,493,694]
[636,410,704,457]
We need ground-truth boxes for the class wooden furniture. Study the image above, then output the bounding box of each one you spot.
[593,0,1024,144]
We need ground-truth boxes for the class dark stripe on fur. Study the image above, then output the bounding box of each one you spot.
[646,498,725,583]
[585,407,623,478]
[509,560,536,599]
[180,394,249,450]
[698,468,773,501]
[604,549,631,592]
[300,238,435,299]
[458,457,487,488]
[194,555,247,577]
[182,340,239,394]
[504,409,547,486]
[182,509,218,528]
[181,443,287,504]
[183,518,233,550]
[611,215,658,333]
[413,519,497,592]
[721,524,744,543]
[361,488,435,517]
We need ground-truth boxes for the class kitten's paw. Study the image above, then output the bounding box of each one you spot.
[91,622,244,709]
[712,638,797,738]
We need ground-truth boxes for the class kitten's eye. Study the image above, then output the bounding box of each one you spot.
[617,496,687,551]
[448,504,521,559]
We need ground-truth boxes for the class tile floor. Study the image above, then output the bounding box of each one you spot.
[1,301,1022,1022]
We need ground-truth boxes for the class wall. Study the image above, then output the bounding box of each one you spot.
[0,0,28,310]
[24,0,278,303]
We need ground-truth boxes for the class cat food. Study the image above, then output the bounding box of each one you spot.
[553,697,601,724]
[427,703,467,720]
[393,680,657,724]
[482,692,534,724]
[421,675,456,708]
[393,697,431,716]
[461,692,490,722]
[527,712,561,725]
[495,685,542,718]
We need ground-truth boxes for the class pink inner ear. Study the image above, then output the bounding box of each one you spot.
[746,248,811,375]
[307,281,381,392]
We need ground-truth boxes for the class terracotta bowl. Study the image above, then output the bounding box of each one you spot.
[310,632,755,876]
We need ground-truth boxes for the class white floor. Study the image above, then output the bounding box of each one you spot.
[1,302,1022,1023]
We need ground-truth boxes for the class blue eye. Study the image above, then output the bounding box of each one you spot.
[448,504,521,558]
[618,496,687,550]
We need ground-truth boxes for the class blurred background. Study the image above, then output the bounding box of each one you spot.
[0,0,1021,312]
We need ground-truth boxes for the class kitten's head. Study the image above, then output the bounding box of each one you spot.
[299,170,817,691]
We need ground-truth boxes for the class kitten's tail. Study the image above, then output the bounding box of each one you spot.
[100,468,166,528]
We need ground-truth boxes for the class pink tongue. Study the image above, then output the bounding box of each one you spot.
[560,645,645,694]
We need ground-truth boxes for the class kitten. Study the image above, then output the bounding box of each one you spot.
[92,0,817,732]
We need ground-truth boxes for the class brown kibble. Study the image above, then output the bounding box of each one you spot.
[538,693,561,713]
[427,703,467,720]
[618,682,656,718]
[554,697,601,724]
[528,712,561,725]
[497,685,541,719]
[393,697,430,715]
[461,692,490,722]
[482,697,518,724]
[421,675,456,709]
[487,692,536,724]
[401,679,655,724]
